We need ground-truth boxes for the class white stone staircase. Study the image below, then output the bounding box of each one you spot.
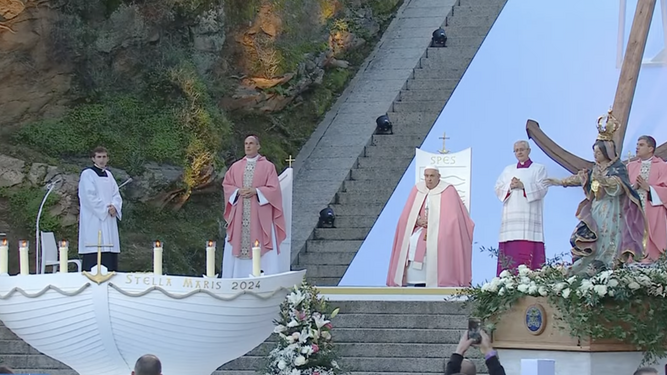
[293,0,508,286]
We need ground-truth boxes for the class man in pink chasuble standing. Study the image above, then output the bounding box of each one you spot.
[386,166,474,288]
[494,140,549,276]
[627,135,667,261]
[222,135,286,278]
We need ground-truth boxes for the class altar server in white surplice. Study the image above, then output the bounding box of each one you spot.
[494,140,548,276]
[78,146,122,272]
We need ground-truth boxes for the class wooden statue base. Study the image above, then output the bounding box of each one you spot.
[492,296,637,352]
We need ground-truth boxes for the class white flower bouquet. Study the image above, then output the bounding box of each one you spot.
[464,262,667,364]
[263,281,344,375]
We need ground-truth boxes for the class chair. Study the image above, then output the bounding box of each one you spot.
[40,232,82,273]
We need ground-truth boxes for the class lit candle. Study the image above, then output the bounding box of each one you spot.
[153,240,163,275]
[0,237,8,275]
[58,240,69,273]
[18,240,29,275]
[252,240,261,277]
[206,241,216,277]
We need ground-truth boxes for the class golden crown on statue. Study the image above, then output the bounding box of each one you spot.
[596,108,620,141]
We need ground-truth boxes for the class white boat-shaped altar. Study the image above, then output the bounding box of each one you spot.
[0,270,306,375]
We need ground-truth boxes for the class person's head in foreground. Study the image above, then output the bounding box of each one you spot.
[132,354,162,375]
[633,367,658,375]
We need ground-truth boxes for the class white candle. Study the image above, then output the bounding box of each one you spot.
[0,237,8,274]
[58,240,69,273]
[153,241,163,275]
[252,240,261,277]
[18,240,29,275]
[206,241,216,277]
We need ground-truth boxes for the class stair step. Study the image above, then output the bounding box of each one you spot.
[306,240,363,253]
[422,46,479,60]
[350,167,409,181]
[387,110,440,126]
[335,313,466,329]
[411,67,465,80]
[307,277,341,286]
[0,354,69,368]
[447,14,498,27]
[443,25,496,37]
[247,341,481,359]
[328,215,378,228]
[314,227,370,240]
[402,78,459,92]
[334,301,469,315]
[337,327,463,343]
[392,100,445,113]
[298,251,357,265]
[363,144,416,158]
[398,89,454,102]
[343,179,402,192]
[0,339,40,354]
[221,355,485,373]
[429,35,485,48]
[295,264,349,278]
[452,4,506,18]
[356,156,412,169]
[372,134,424,147]
[337,191,393,205]
[344,357,486,373]
[419,54,475,69]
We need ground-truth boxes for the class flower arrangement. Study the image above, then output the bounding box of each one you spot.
[263,281,344,375]
[462,262,667,364]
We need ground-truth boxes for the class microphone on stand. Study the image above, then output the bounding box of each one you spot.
[118,178,133,189]
[36,177,62,274]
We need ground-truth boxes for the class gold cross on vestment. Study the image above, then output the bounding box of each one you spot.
[82,230,116,284]
[527,0,667,172]
[438,132,450,154]
[286,155,295,168]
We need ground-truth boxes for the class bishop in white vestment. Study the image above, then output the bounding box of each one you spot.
[78,147,122,272]
[494,140,548,275]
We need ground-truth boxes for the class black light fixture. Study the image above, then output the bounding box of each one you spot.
[375,114,393,135]
[317,207,336,228]
[431,27,447,47]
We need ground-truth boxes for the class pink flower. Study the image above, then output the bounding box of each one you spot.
[312,344,319,353]
[314,372,320,375]
[324,323,332,329]
[296,310,307,320]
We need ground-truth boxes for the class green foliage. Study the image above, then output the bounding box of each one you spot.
[277,41,329,75]
[118,196,222,275]
[223,0,262,25]
[16,95,184,175]
[2,188,61,234]
[463,261,667,364]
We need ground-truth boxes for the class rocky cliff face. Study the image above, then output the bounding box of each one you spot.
[0,0,401,273]
[0,1,72,131]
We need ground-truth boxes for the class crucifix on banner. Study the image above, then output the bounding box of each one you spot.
[415,132,473,212]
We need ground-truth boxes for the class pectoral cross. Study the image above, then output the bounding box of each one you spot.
[82,231,115,284]
[285,155,295,168]
[438,132,450,154]
[527,0,666,173]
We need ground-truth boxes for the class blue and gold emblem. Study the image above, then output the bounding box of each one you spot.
[524,304,547,335]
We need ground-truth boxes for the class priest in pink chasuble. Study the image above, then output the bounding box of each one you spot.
[222,135,286,278]
[494,140,548,276]
[386,166,474,288]
[627,135,667,261]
